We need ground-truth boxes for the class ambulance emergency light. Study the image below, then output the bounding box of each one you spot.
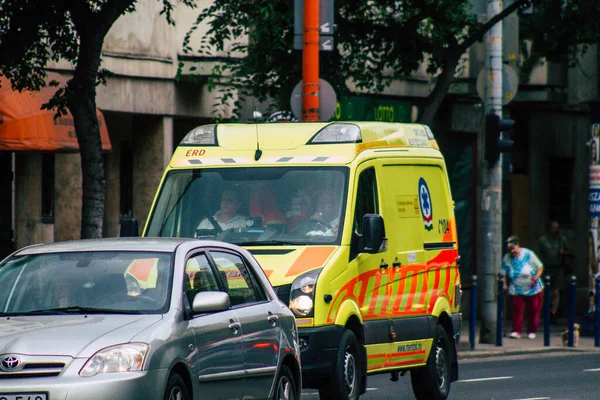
[308,123,362,144]
[180,124,218,146]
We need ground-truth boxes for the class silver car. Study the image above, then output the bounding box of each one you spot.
[0,238,301,400]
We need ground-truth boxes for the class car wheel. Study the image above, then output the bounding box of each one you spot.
[273,364,297,400]
[318,329,361,400]
[410,324,451,400]
[164,373,190,400]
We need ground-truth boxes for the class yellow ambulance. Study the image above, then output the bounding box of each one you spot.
[143,122,462,400]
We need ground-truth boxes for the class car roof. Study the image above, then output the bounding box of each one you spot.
[13,237,236,256]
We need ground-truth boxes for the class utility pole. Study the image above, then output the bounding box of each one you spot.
[302,0,319,121]
[479,0,504,344]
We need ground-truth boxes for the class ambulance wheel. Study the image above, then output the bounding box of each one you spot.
[318,329,361,400]
[410,324,451,400]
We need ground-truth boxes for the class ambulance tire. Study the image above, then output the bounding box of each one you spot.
[318,329,361,400]
[410,324,451,400]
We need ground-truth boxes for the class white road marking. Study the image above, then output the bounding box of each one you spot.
[510,398,551,400]
[584,368,600,372]
[366,388,378,391]
[458,376,513,383]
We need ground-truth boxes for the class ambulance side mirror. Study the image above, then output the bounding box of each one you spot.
[120,217,139,237]
[362,214,387,254]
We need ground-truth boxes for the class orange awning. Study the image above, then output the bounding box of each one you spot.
[0,72,111,152]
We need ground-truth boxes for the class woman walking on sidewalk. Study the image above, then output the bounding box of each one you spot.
[501,235,545,340]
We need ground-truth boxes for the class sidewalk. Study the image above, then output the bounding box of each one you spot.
[457,317,600,360]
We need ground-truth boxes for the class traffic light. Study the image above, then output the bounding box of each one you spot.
[484,113,515,166]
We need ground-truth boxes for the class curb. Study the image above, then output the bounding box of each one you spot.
[458,346,597,360]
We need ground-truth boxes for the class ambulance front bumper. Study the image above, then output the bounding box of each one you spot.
[297,324,345,388]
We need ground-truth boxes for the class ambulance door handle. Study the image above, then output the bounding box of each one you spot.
[380,261,389,270]
[392,261,401,268]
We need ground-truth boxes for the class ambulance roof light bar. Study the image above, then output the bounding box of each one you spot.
[180,124,218,146]
[308,123,362,144]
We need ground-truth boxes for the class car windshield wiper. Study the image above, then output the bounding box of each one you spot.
[14,306,138,315]
[236,239,307,246]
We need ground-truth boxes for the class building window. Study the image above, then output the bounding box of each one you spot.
[548,157,574,225]
[120,140,133,219]
[41,154,55,223]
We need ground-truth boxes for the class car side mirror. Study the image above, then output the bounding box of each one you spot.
[120,218,139,237]
[361,214,387,254]
[192,291,231,314]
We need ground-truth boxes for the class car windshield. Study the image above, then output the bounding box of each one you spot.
[146,167,349,245]
[0,251,173,316]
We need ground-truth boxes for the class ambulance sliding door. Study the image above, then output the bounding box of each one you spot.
[378,163,433,369]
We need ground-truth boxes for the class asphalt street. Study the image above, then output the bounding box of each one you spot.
[301,352,600,400]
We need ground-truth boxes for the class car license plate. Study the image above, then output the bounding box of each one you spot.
[0,394,47,400]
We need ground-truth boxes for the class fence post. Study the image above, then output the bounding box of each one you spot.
[496,273,504,346]
[544,275,551,346]
[470,275,477,351]
[568,275,576,347]
[594,275,600,347]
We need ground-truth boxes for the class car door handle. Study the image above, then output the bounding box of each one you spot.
[267,312,278,326]
[228,319,241,334]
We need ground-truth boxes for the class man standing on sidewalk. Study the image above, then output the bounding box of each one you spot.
[502,235,545,340]
[538,220,570,323]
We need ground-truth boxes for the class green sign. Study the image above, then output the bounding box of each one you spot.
[332,97,412,122]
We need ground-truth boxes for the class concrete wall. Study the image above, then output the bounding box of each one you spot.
[54,154,83,242]
[528,110,590,286]
[132,116,172,232]
[567,44,599,105]
[14,154,53,247]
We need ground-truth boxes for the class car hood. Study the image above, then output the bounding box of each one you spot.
[0,314,162,358]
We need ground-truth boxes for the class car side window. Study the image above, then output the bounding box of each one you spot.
[353,167,379,234]
[209,251,265,307]
[184,253,219,306]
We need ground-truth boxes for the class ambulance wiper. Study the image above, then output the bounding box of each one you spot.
[236,239,307,246]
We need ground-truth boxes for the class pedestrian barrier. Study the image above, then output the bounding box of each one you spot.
[468,272,598,350]
[496,273,503,347]
[543,275,551,346]
[470,275,477,351]
[596,275,600,348]
[568,275,576,347]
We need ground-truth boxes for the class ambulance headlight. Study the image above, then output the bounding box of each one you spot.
[308,123,362,144]
[290,296,313,316]
[289,268,322,317]
[180,124,218,145]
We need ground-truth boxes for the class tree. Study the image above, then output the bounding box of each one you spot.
[185,0,598,125]
[0,0,194,239]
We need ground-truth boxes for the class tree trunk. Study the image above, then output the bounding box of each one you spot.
[418,54,460,127]
[67,33,105,239]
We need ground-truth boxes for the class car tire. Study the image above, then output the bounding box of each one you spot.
[318,329,361,400]
[410,324,451,400]
[164,373,190,400]
[272,364,297,400]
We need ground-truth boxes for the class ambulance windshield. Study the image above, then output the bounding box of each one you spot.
[146,167,349,245]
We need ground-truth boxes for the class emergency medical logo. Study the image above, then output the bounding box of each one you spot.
[418,178,433,231]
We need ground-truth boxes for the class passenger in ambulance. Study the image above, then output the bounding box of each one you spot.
[308,190,341,235]
[249,183,287,231]
[197,188,248,232]
[282,177,315,230]
[289,190,341,237]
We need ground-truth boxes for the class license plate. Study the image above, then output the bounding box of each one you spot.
[0,394,47,400]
